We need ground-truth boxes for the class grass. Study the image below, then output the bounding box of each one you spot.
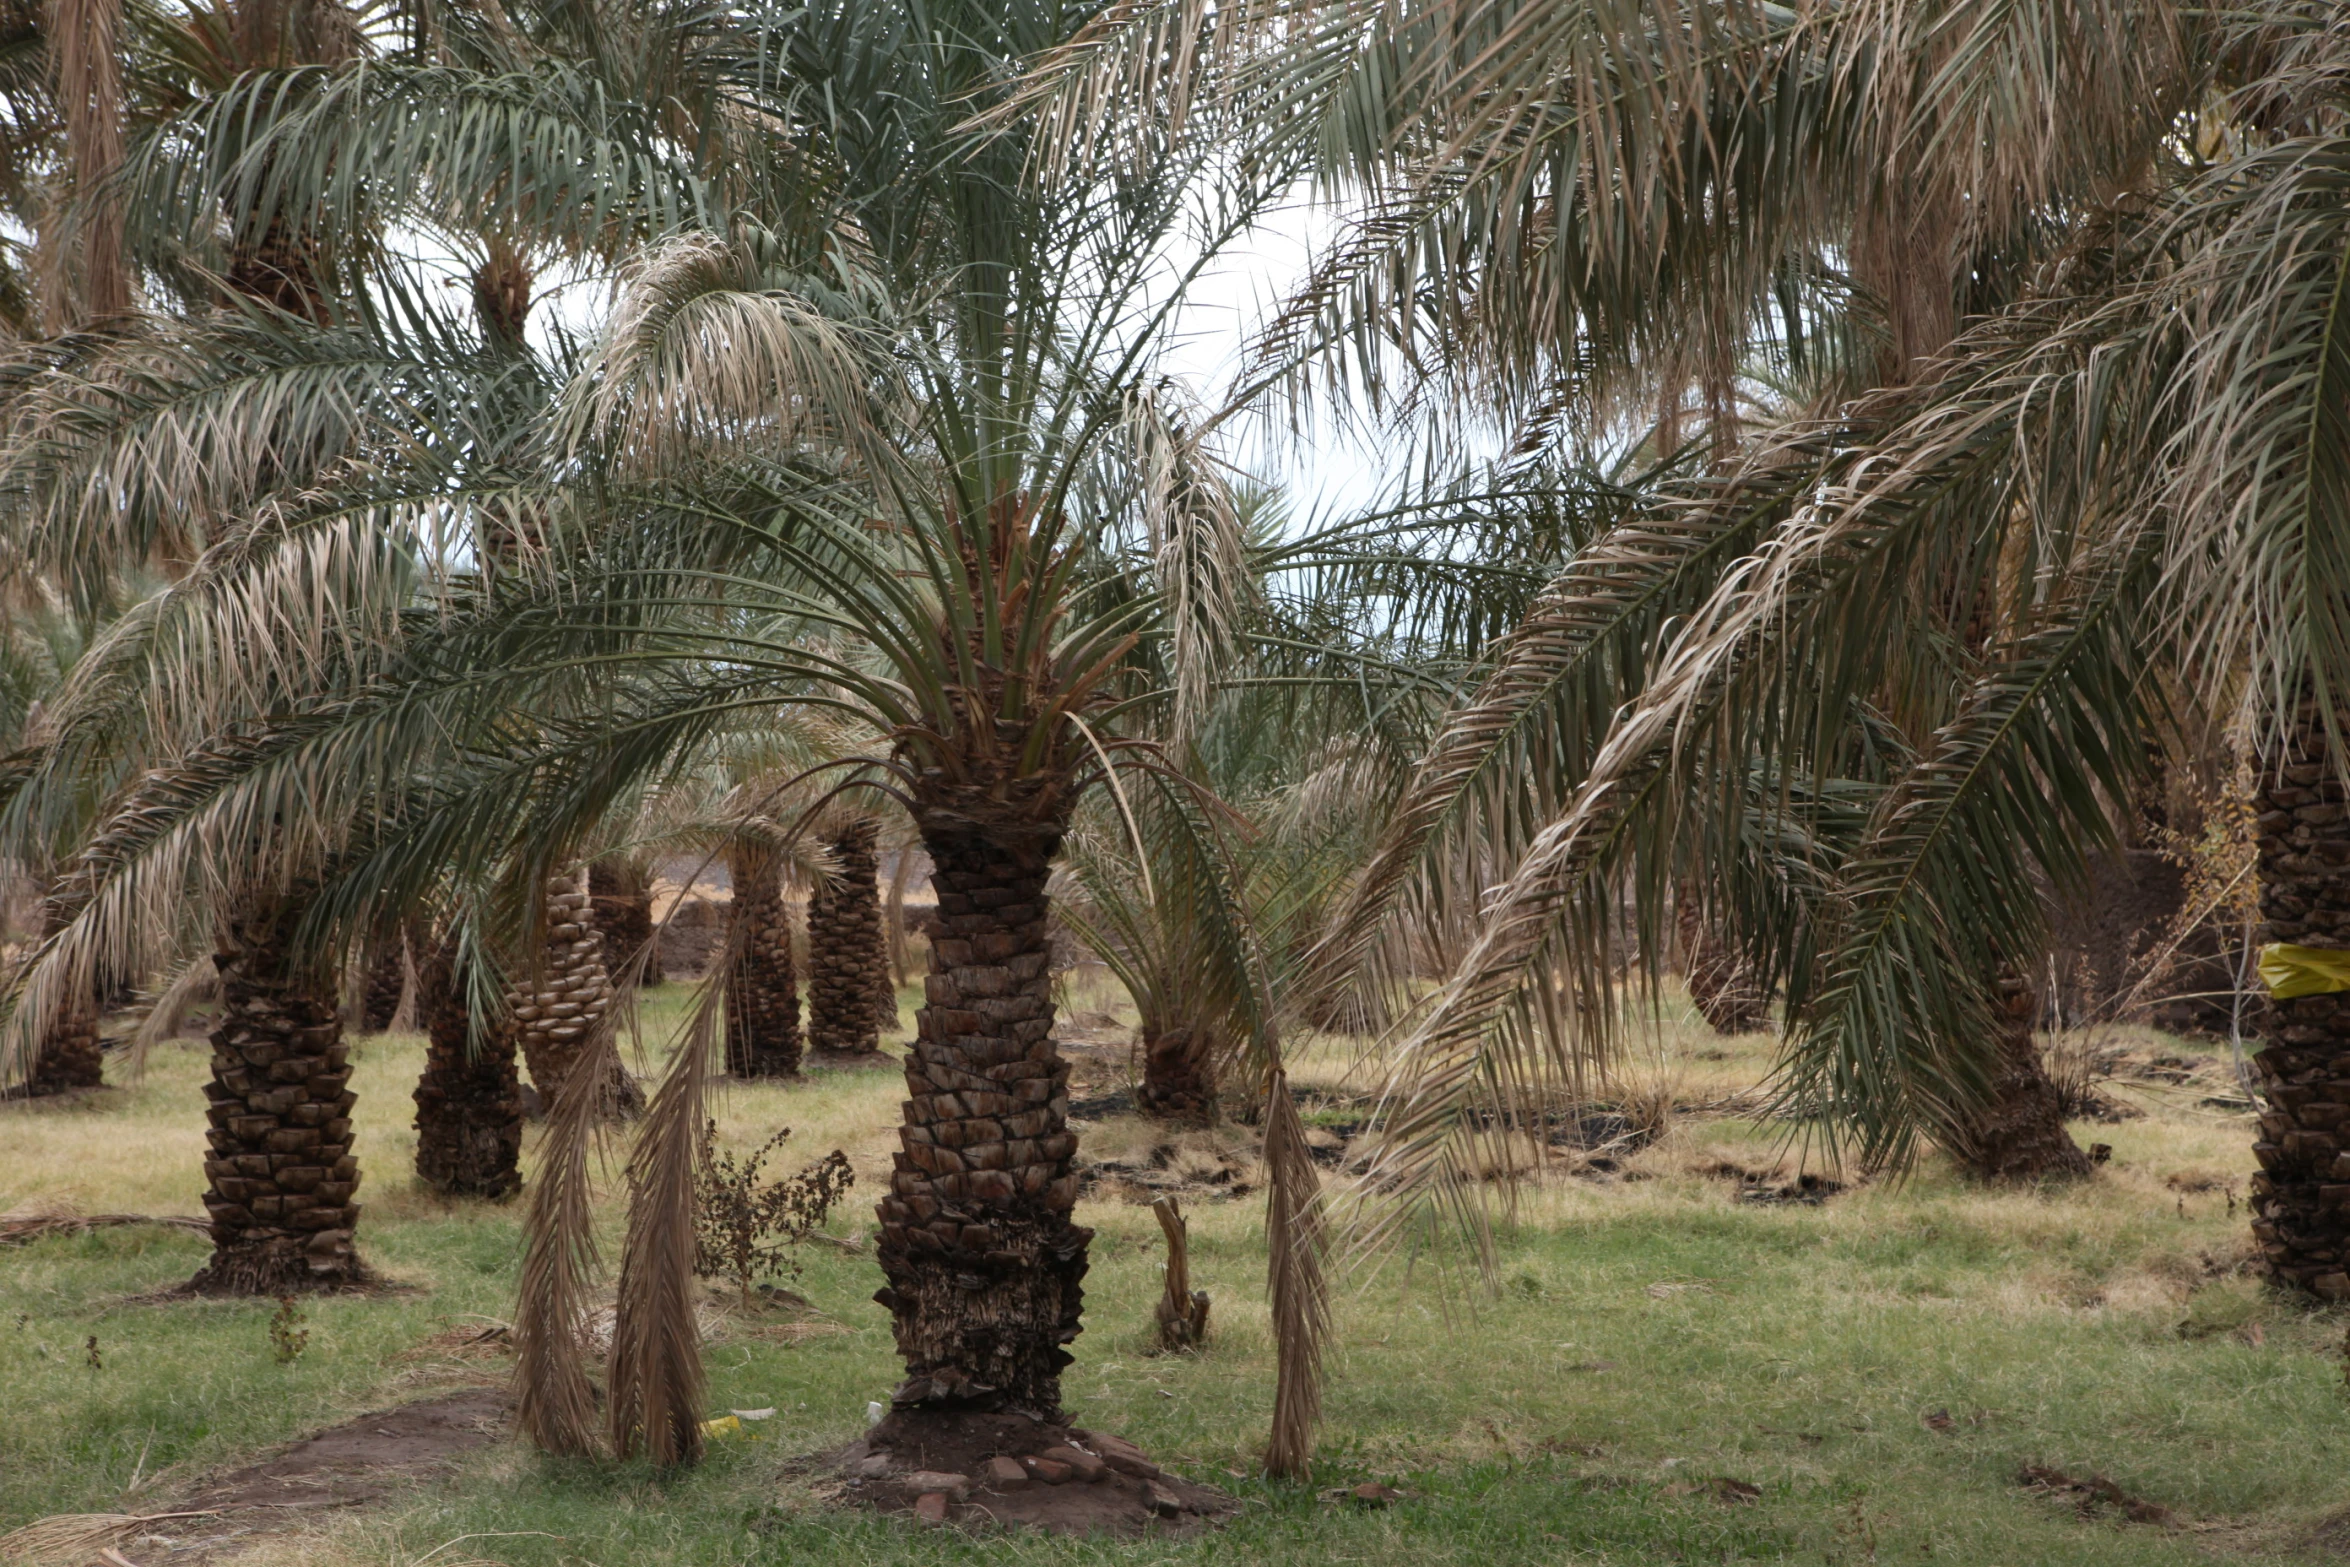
[4,981,2348,1565]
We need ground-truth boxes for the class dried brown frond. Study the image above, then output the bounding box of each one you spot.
[606,974,725,1466]
[512,1011,615,1457]
[0,1509,217,1565]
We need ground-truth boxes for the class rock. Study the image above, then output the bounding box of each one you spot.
[905,1470,970,1502]
[855,1453,893,1480]
[1145,1480,1185,1518]
[1351,1481,1401,1506]
[1087,1433,1162,1479]
[1024,1456,1073,1485]
[913,1492,950,1525]
[982,1454,1029,1489]
[1036,1445,1107,1482]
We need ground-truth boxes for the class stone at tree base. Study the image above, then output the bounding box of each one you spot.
[1145,1482,1185,1518]
[904,1470,970,1501]
[1025,1456,1072,1484]
[913,1493,950,1525]
[836,1407,1232,1536]
[2247,718,2350,1297]
[1036,1445,1106,1482]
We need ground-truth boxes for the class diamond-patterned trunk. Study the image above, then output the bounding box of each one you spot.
[511,873,640,1117]
[21,892,103,1095]
[725,840,802,1077]
[1952,974,2091,1181]
[360,941,405,1033]
[412,934,523,1199]
[1136,1024,1217,1123]
[191,897,363,1293]
[873,823,1088,1418]
[807,819,888,1056]
[2249,718,2350,1298]
[589,859,661,987]
[1675,889,1770,1035]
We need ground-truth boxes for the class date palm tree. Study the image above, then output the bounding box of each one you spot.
[1023,0,2231,1188]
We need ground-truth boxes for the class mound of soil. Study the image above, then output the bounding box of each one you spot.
[831,1407,1235,1536]
[185,1388,512,1515]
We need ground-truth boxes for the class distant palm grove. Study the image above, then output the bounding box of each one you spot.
[5,0,2350,1529]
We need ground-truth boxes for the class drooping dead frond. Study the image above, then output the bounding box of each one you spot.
[1260,1066,1327,1479]
[513,1012,615,1458]
[605,972,725,1466]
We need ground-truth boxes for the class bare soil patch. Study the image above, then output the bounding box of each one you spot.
[820,1407,1236,1537]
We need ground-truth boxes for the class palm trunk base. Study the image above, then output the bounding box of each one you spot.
[22,1004,104,1096]
[876,825,1088,1420]
[195,904,365,1294]
[413,939,523,1199]
[2249,739,2350,1298]
[361,944,405,1033]
[1676,896,1770,1035]
[1135,1026,1216,1123]
[1954,980,2092,1182]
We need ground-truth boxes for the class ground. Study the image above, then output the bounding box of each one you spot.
[3,976,2347,1566]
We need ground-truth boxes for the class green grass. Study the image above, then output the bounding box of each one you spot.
[5,992,2347,1564]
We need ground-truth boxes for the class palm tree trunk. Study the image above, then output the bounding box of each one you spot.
[1951,973,2091,1182]
[1675,886,1769,1035]
[191,895,364,1293]
[360,940,405,1033]
[2249,715,2350,1298]
[873,820,1087,1418]
[807,819,887,1056]
[725,840,802,1077]
[590,858,661,987]
[512,873,640,1117]
[1136,1023,1216,1123]
[412,933,523,1199]
[22,891,103,1094]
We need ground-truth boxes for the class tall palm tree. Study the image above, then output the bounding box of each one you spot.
[1024,0,2227,1187]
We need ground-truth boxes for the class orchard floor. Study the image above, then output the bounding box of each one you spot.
[4,980,2347,1566]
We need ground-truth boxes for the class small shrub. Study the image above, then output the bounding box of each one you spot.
[691,1121,855,1305]
[269,1297,309,1364]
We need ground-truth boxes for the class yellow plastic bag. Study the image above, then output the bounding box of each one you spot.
[2257,943,2350,998]
[698,1415,742,1440]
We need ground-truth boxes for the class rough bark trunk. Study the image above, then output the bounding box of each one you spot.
[725,840,801,1077]
[190,896,364,1293]
[512,873,641,1118]
[1952,973,2092,1182]
[20,889,104,1095]
[589,858,661,988]
[1675,888,1770,1035]
[361,941,405,1033]
[873,819,1088,1418]
[807,819,888,1056]
[1136,1024,1217,1123]
[2248,717,2350,1298]
[412,934,523,1199]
